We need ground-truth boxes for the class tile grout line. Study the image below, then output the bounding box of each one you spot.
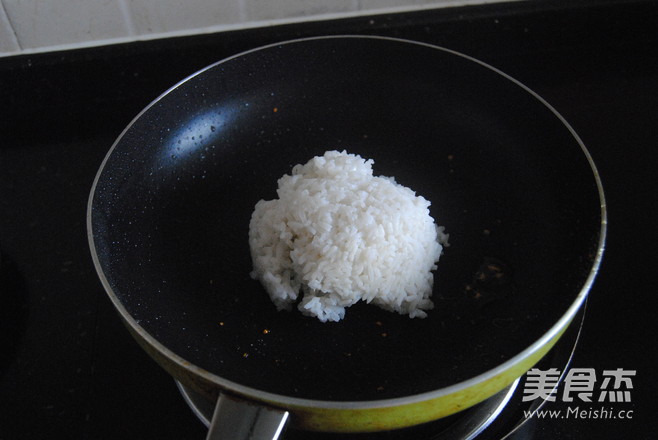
[238,0,248,23]
[0,0,21,51]
[116,0,137,37]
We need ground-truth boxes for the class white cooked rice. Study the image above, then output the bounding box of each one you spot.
[248,150,447,322]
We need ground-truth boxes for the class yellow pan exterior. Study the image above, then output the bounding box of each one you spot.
[121,310,569,433]
[287,324,567,432]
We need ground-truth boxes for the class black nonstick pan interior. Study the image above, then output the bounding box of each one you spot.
[90,36,603,402]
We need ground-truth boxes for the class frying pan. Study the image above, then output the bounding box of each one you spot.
[87,35,606,438]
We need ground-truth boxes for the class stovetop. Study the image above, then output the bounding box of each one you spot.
[1,0,657,438]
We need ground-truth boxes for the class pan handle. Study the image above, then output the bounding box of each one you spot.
[206,392,290,440]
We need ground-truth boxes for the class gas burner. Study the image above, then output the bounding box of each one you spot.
[177,306,585,439]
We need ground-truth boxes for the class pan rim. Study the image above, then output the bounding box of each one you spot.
[87,34,607,410]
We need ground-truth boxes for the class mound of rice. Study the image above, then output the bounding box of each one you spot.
[248,150,447,322]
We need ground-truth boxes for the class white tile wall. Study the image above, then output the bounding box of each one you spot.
[360,0,485,9]
[0,0,514,58]
[244,0,357,22]
[127,0,243,35]
[3,0,131,50]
